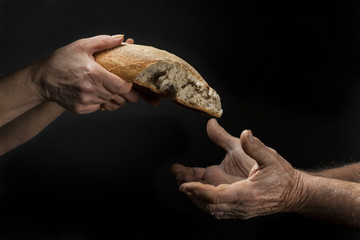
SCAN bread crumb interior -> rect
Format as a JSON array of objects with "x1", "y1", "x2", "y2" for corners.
[{"x1": 136, "y1": 62, "x2": 222, "y2": 116}]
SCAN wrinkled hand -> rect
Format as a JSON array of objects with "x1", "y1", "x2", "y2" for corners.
[
  {"x1": 171, "y1": 119, "x2": 303, "y2": 219},
  {"x1": 32, "y1": 35, "x2": 158, "y2": 114},
  {"x1": 172, "y1": 119, "x2": 257, "y2": 185}
]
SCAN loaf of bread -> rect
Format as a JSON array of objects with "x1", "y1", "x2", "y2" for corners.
[{"x1": 94, "y1": 43, "x2": 223, "y2": 118}]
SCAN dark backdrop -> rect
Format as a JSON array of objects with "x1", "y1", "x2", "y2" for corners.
[{"x1": 1, "y1": 0, "x2": 360, "y2": 239}]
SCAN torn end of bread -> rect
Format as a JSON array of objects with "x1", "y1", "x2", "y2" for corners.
[
  {"x1": 136, "y1": 61, "x2": 223, "y2": 118},
  {"x1": 94, "y1": 43, "x2": 223, "y2": 118}
]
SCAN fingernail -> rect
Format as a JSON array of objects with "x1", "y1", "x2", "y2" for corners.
[
  {"x1": 112, "y1": 34, "x2": 124, "y2": 40},
  {"x1": 248, "y1": 129, "x2": 254, "y2": 144}
]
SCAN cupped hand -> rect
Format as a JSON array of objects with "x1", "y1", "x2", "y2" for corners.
[
  {"x1": 32, "y1": 35, "x2": 143, "y2": 113},
  {"x1": 171, "y1": 119, "x2": 304, "y2": 219},
  {"x1": 171, "y1": 119, "x2": 256, "y2": 186}
]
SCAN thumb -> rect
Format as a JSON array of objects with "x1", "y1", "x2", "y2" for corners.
[
  {"x1": 85, "y1": 34, "x2": 124, "y2": 54},
  {"x1": 240, "y1": 130, "x2": 275, "y2": 167}
]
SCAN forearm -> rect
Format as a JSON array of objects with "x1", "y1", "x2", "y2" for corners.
[
  {"x1": 0, "y1": 101, "x2": 64, "y2": 156},
  {"x1": 303, "y1": 163, "x2": 360, "y2": 183},
  {"x1": 294, "y1": 173, "x2": 360, "y2": 229},
  {"x1": 0, "y1": 63, "x2": 41, "y2": 127}
]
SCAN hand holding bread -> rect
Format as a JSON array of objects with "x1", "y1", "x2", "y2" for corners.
[
  {"x1": 94, "y1": 41, "x2": 223, "y2": 118},
  {"x1": 32, "y1": 35, "x2": 140, "y2": 114}
]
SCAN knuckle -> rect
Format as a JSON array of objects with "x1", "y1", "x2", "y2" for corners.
[
  {"x1": 118, "y1": 81, "x2": 132, "y2": 94},
  {"x1": 84, "y1": 62, "x2": 97, "y2": 78},
  {"x1": 76, "y1": 84, "x2": 95, "y2": 104},
  {"x1": 267, "y1": 146, "x2": 278, "y2": 154},
  {"x1": 78, "y1": 68, "x2": 98, "y2": 93},
  {"x1": 114, "y1": 97, "x2": 127, "y2": 106},
  {"x1": 78, "y1": 94, "x2": 89, "y2": 105},
  {"x1": 102, "y1": 91, "x2": 113, "y2": 100},
  {"x1": 80, "y1": 82, "x2": 95, "y2": 94},
  {"x1": 113, "y1": 81, "x2": 124, "y2": 94}
]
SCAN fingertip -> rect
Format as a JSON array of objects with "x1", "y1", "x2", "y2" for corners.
[
  {"x1": 206, "y1": 118, "x2": 219, "y2": 135},
  {"x1": 248, "y1": 130, "x2": 255, "y2": 144},
  {"x1": 179, "y1": 185, "x2": 194, "y2": 197},
  {"x1": 169, "y1": 163, "x2": 183, "y2": 174},
  {"x1": 88, "y1": 34, "x2": 124, "y2": 53},
  {"x1": 179, "y1": 182, "x2": 194, "y2": 192},
  {"x1": 206, "y1": 118, "x2": 238, "y2": 151},
  {"x1": 112, "y1": 34, "x2": 125, "y2": 40},
  {"x1": 207, "y1": 118, "x2": 218, "y2": 127},
  {"x1": 241, "y1": 129, "x2": 254, "y2": 144},
  {"x1": 241, "y1": 131, "x2": 274, "y2": 167},
  {"x1": 125, "y1": 38, "x2": 135, "y2": 44},
  {"x1": 241, "y1": 130, "x2": 255, "y2": 151},
  {"x1": 120, "y1": 80, "x2": 133, "y2": 94},
  {"x1": 124, "y1": 88, "x2": 140, "y2": 103},
  {"x1": 179, "y1": 183, "x2": 186, "y2": 192}
]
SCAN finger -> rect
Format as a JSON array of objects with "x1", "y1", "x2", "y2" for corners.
[
  {"x1": 177, "y1": 173, "x2": 205, "y2": 185},
  {"x1": 180, "y1": 182, "x2": 235, "y2": 204},
  {"x1": 177, "y1": 166, "x2": 206, "y2": 180},
  {"x1": 97, "y1": 66, "x2": 133, "y2": 95},
  {"x1": 170, "y1": 164, "x2": 206, "y2": 184},
  {"x1": 101, "y1": 100, "x2": 123, "y2": 112},
  {"x1": 122, "y1": 89, "x2": 140, "y2": 103},
  {"x1": 72, "y1": 103, "x2": 101, "y2": 114},
  {"x1": 205, "y1": 203, "x2": 236, "y2": 219},
  {"x1": 188, "y1": 196, "x2": 246, "y2": 220},
  {"x1": 85, "y1": 34, "x2": 124, "y2": 54},
  {"x1": 110, "y1": 95, "x2": 127, "y2": 106},
  {"x1": 206, "y1": 118, "x2": 239, "y2": 151},
  {"x1": 112, "y1": 34, "x2": 125, "y2": 40},
  {"x1": 169, "y1": 163, "x2": 187, "y2": 175},
  {"x1": 240, "y1": 130, "x2": 276, "y2": 167},
  {"x1": 209, "y1": 204, "x2": 251, "y2": 220},
  {"x1": 87, "y1": 63, "x2": 132, "y2": 97},
  {"x1": 95, "y1": 86, "x2": 114, "y2": 101},
  {"x1": 125, "y1": 38, "x2": 135, "y2": 44}
]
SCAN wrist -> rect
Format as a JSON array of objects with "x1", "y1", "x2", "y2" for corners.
[
  {"x1": 284, "y1": 170, "x2": 313, "y2": 212},
  {"x1": 28, "y1": 60, "x2": 47, "y2": 102}
]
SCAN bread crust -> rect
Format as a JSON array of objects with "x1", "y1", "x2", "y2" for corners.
[{"x1": 94, "y1": 43, "x2": 222, "y2": 117}]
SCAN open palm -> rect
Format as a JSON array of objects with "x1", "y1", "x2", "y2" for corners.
[{"x1": 171, "y1": 119, "x2": 256, "y2": 186}]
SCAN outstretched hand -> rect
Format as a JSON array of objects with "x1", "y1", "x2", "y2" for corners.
[
  {"x1": 172, "y1": 119, "x2": 256, "y2": 185},
  {"x1": 171, "y1": 119, "x2": 304, "y2": 219}
]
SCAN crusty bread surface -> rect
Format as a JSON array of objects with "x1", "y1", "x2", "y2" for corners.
[{"x1": 94, "y1": 43, "x2": 223, "y2": 118}]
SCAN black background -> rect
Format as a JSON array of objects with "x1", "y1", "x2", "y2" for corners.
[{"x1": 1, "y1": 0, "x2": 360, "y2": 239}]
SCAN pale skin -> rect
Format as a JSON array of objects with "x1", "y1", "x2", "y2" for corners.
[
  {"x1": 0, "y1": 35, "x2": 159, "y2": 156},
  {"x1": 171, "y1": 119, "x2": 360, "y2": 229}
]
